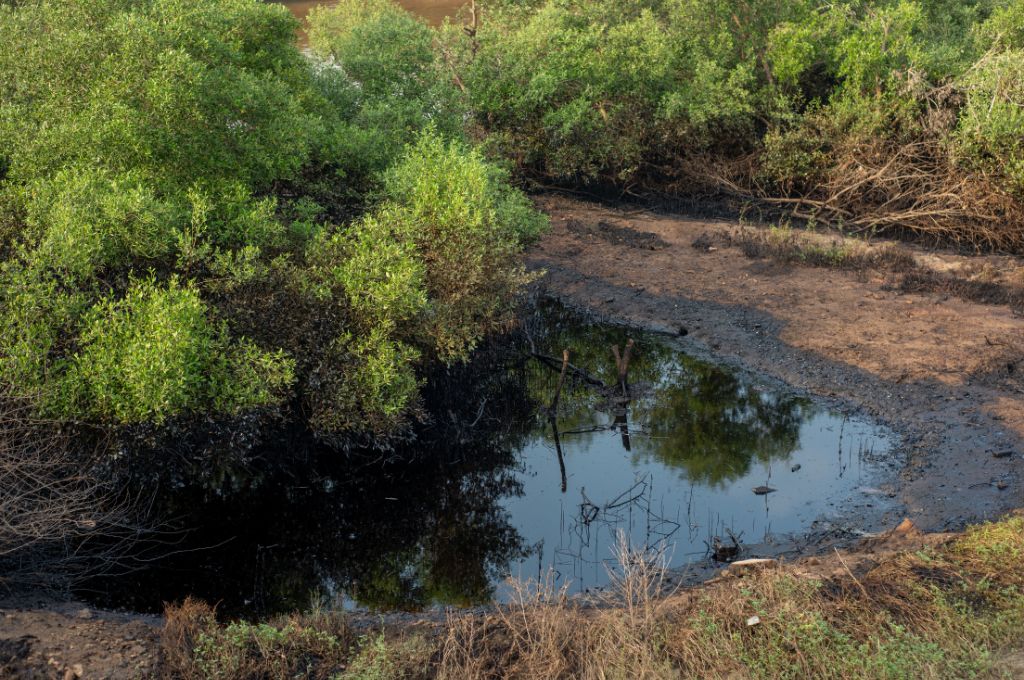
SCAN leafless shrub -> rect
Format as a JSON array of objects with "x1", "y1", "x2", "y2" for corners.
[
  {"x1": 439, "y1": 570, "x2": 583, "y2": 679},
  {"x1": 0, "y1": 392, "x2": 138, "y2": 588},
  {"x1": 700, "y1": 144, "x2": 1024, "y2": 252}
]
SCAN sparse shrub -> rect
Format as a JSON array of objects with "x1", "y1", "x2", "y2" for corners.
[
  {"x1": 164, "y1": 599, "x2": 353, "y2": 680},
  {"x1": 163, "y1": 598, "x2": 433, "y2": 680},
  {"x1": 342, "y1": 633, "x2": 434, "y2": 680}
]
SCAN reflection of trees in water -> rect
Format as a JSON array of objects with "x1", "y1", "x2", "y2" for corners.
[
  {"x1": 525, "y1": 301, "x2": 812, "y2": 485},
  {"x1": 633, "y1": 361, "x2": 810, "y2": 485},
  {"x1": 347, "y1": 463, "x2": 528, "y2": 610},
  {"x1": 83, "y1": 339, "x2": 538, "y2": 617}
]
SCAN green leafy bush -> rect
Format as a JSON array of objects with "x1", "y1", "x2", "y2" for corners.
[
  {"x1": 954, "y1": 1, "x2": 1024, "y2": 196},
  {"x1": 956, "y1": 50, "x2": 1024, "y2": 195},
  {"x1": 458, "y1": 0, "x2": 832, "y2": 183},
  {"x1": 58, "y1": 277, "x2": 293, "y2": 424},
  {"x1": 0, "y1": 0, "x2": 545, "y2": 438},
  {"x1": 0, "y1": 0, "x2": 320, "y2": 426},
  {"x1": 307, "y1": 0, "x2": 467, "y2": 185},
  {"x1": 297, "y1": 130, "x2": 546, "y2": 434},
  {"x1": 379, "y1": 132, "x2": 547, "y2": 359},
  {"x1": 432, "y1": 0, "x2": 1024, "y2": 248},
  {"x1": 0, "y1": 0, "x2": 315, "y2": 192},
  {"x1": 464, "y1": 1, "x2": 679, "y2": 181},
  {"x1": 22, "y1": 168, "x2": 181, "y2": 281}
]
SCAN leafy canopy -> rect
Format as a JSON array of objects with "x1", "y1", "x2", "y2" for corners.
[{"x1": 0, "y1": 0, "x2": 545, "y2": 436}]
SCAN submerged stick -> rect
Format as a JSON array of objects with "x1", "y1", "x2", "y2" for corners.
[
  {"x1": 545, "y1": 349, "x2": 570, "y2": 493},
  {"x1": 549, "y1": 349, "x2": 570, "y2": 415},
  {"x1": 614, "y1": 337, "x2": 630, "y2": 391},
  {"x1": 616, "y1": 411, "x2": 632, "y2": 451},
  {"x1": 610, "y1": 340, "x2": 634, "y2": 450},
  {"x1": 611, "y1": 338, "x2": 635, "y2": 396},
  {"x1": 551, "y1": 419, "x2": 568, "y2": 494},
  {"x1": 531, "y1": 352, "x2": 606, "y2": 388}
]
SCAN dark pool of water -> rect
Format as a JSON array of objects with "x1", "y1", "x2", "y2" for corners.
[{"x1": 78, "y1": 301, "x2": 894, "y2": 617}]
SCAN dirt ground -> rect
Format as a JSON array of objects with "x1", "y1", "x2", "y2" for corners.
[
  {"x1": 4, "y1": 195, "x2": 1024, "y2": 677},
  {"x1": 529, "y1": 194, "x2": 1024, "y2": 534},
  {"x1": 0, "y1": 596, "x2": 161, "y2": 679}
]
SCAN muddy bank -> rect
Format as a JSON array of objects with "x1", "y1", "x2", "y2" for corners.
[
  {"x1": 0, "y1": 597, "x2": 162, "y2": 679},
  {"x1": 528, "y1": 194, "x2": 1024, "y2": 533}
]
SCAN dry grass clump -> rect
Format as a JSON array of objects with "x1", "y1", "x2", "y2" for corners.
[
  {"x1": 723, "y1": 223, "x2": 917, "y2": 272},
  {"x1": 438, "y1": 534, "x2": 678, "y2": 680},
  {"x1": 716, "y1": 223, "x2": 1024, "y2": 312},
  {"x1": 700, "y1": 113, "x2": 1024, "y2": 254},
  {"x1": 895, "y1": 269, "x2": 1024, "y2": 311},
  {"x1": 162, "y1": 516, "x2": 1024, "y2": 679}
]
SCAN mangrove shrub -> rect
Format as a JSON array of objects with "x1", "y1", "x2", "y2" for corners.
[{"x1": 0, "y1": 0, "x2": 545, "y2": 439}]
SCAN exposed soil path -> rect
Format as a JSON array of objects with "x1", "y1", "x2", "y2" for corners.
[{"x1": 528, "y1": 195, "x2": 1024, "y2": 533}]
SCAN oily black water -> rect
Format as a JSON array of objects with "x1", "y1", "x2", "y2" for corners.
[{"x1": 78, "y1": 302, "x2": 895, "y2": 617}]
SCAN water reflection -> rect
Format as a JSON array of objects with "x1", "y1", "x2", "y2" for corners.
[
  {"x1": 80, "y1": 301, "x2": 891, "y2": 616},
  {"x1": 521, "y1": 306, "x2": 810, "y2": 486}
]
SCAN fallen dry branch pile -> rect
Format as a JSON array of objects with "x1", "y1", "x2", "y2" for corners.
[
  {"x1": 686, "y1": 88, "x2": 1024, "y2": 253},
  {"x1": 163, "y1": 515, "x2": 1024, "y2": 679},
  {"x1": 724, "y1": 144, "x2": 1022, "y2": 250}
]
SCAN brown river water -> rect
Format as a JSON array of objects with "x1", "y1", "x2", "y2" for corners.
[{"x1": 280, "y1": 0, "x2": 465, "y2": 43}]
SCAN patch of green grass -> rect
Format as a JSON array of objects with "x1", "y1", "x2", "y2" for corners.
[
  {"x1": 337, "y1": 633, "x2": 432, "y2": 680},
  {"x1": 953, "y1": 516, "x2": 1024, "y2": 566},
  {"x1": 192, "y1": 620, "x2": 344, "y2": 679},
  {"x1": 721, "y1": 577, "x2": 992, "y2": 679}
]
